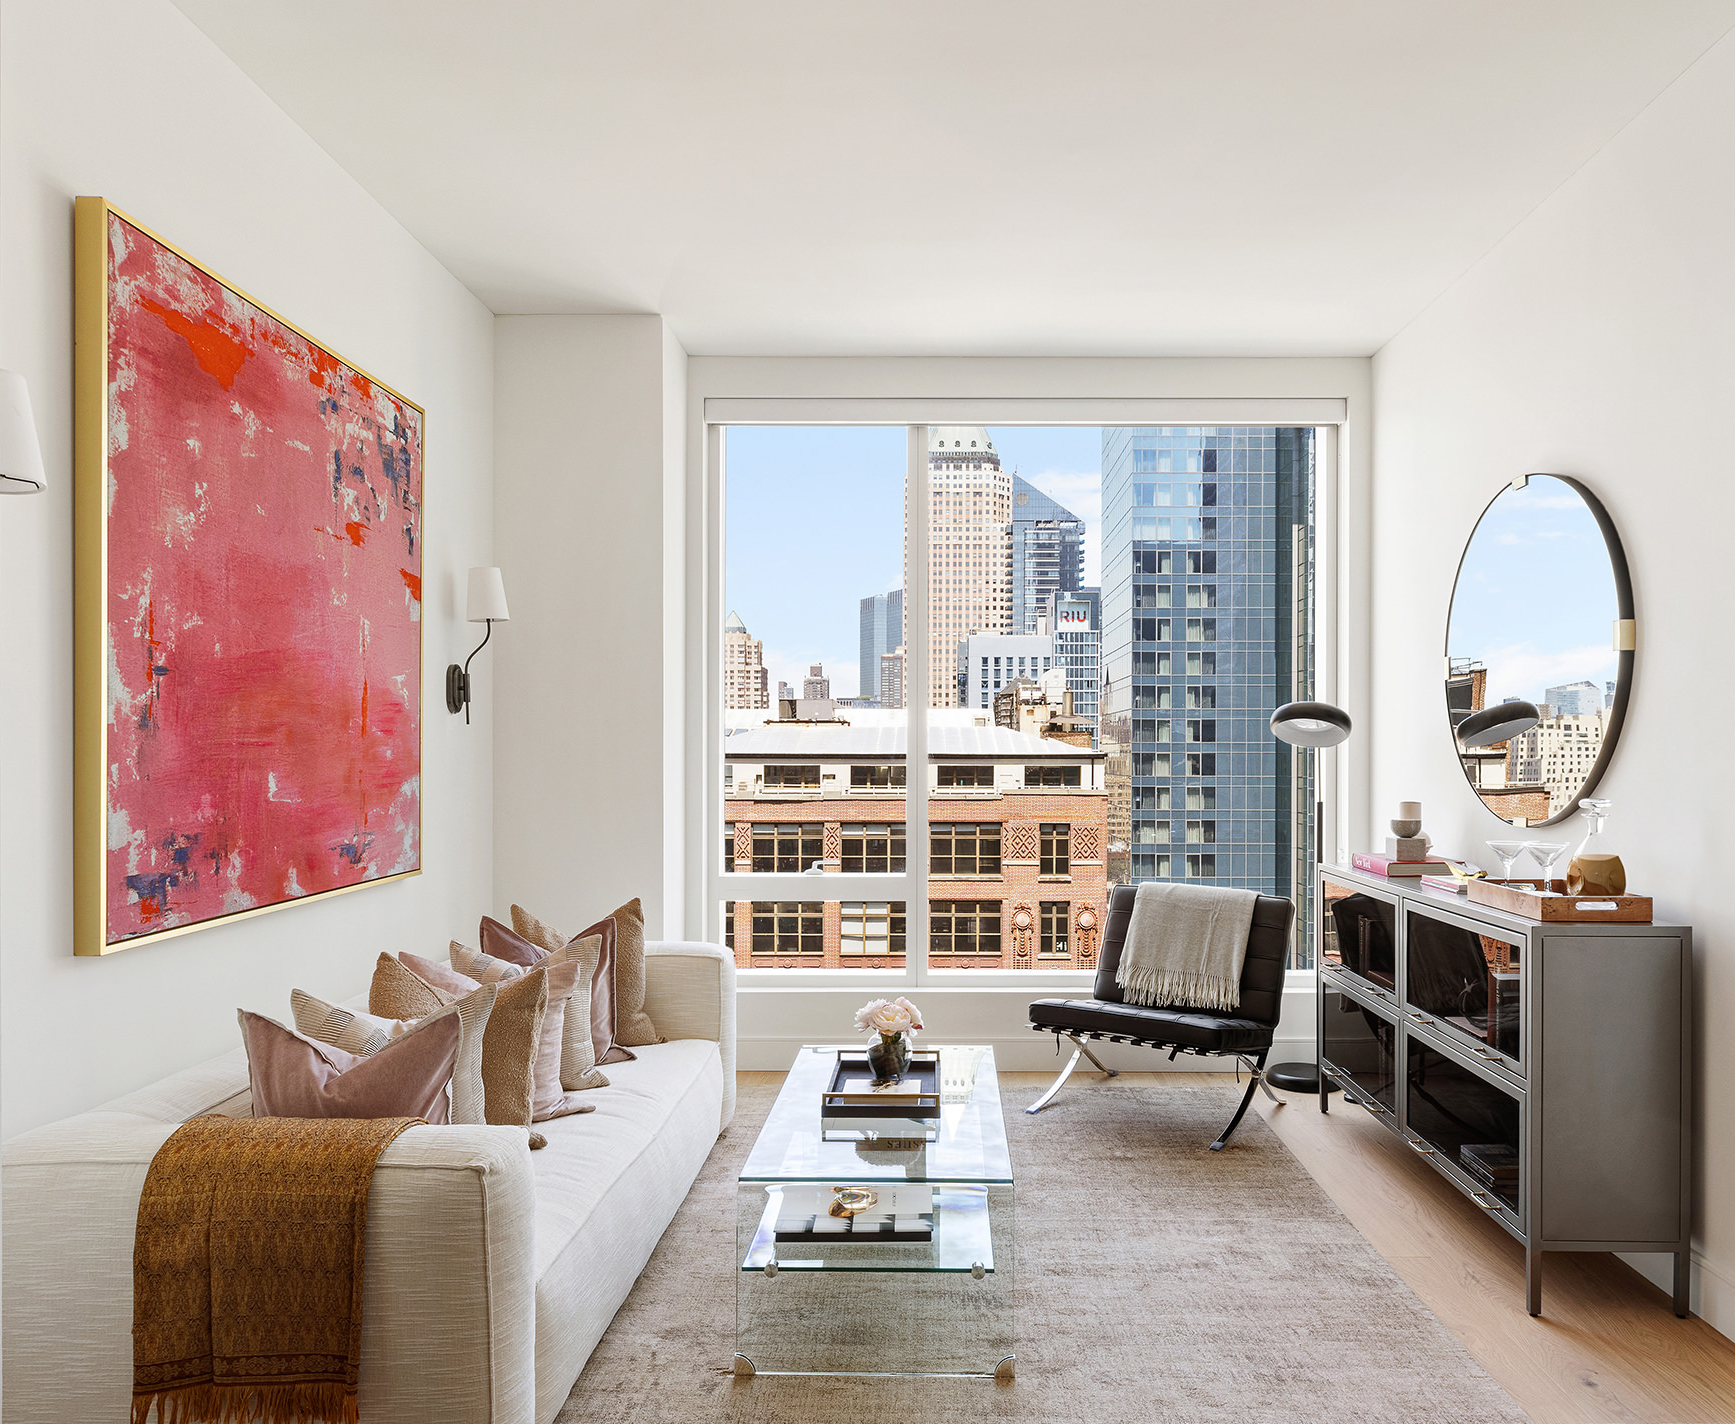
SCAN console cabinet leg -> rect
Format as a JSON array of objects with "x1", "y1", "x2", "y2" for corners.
[
  {"x1": 1526, "y1": 1246, "x2": 1542, "y2": 1317},
  {"x1": 1674, "y1": 1251, "x2": 1691, "y2": 1318}
]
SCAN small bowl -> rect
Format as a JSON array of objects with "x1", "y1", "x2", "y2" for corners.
[{"x1": 1391, "y1": 819, "x2": 1422, "y2": 837}]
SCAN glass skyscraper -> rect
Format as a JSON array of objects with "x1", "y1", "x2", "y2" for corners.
[
  {"x1": 1100, "y1": 427, "x2": 1315, "y2": 955},
  {"x1": 858, "y1": 588, "x2": 903, "y2": 701},
  {"x1": 1010, "y1": 475, "x2": 1085, "y2": 635}
]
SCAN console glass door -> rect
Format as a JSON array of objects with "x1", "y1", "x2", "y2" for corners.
[
  {"x1": 1405, "y1": 909, "x2": 1523, "y2": 1071},
  {"x1": 1406, "y1": 1041, "x2": 1522, "y2": 1215},
  {"x1": 1320, "y1": 987, "x2": 1398, "y2": 1114},
  {"x1": 1321, "y1": 877, "x2": 1397, "y2": 993}
]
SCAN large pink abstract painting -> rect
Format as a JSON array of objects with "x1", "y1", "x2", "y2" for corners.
[{"x1": 80, "y1": 203, "x2": 422, "y2": 953}]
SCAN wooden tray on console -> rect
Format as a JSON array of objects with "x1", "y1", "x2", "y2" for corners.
[{"x1": 1466, "y1": 877, "x2": 1652, "y2": 923}]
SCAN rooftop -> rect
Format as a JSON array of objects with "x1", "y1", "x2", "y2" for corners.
[{"x1": 724, "y1": 716, "x2": 1102, "y2": 761}]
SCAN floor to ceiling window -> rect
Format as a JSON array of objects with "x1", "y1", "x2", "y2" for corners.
[{"x1": 716, "y1": 421, "x2": 1318, "y2": 979}]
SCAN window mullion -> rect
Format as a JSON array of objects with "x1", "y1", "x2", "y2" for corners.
[{"x1": 905, "y1": 425, "x2": 930, "y2": 988}]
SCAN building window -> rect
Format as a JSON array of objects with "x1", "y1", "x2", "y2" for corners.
[
  {"x1": 1186, "y1": 686, "x2": 1216, "y2": 709},
  {"x1": 1185, "y1": 618, "x2": 1216, "y2": 642},
  {"x1": 724, "y1": 901, "x2": 735, "y2": 951},
  {"x1": 930, "y1": 823, "x2": 1002, "y2": 875},
  {"x1": 840, "y1": 901, "x2": 906, "y2": 956},
  {"x1": 750, "y1": 901, "x2": 824, "y2": 954},
  {"x1": 1186, "y1": 651, "x2": 1216, "y2": 676},
  {"x1": 1185, "y1": 785, "x2": 1216, "y2": 811},
  {"x1": 751, "y1": 822, "x2": 823, "y2": 873},
  {"x1": 1133, "y1": 785, "x2": 1171, "y2": 811},
  {"x1": 1134, "y1": 853, "x2": 1172, "y2": 878},
  {"x1": 1134, "y1": 820, "x2": 1169, "y2": 844},
  {"x1": 1025, "y1": 765, "x2": 1081, "y2": 787},
  {"x1": 937, "y1": 764, "x2": 994, "y2": 787},
  {"x1": 1186, "y1": 854, "x2": 1217, "y2": 878},
  {"x1": 1185, "y1": 753, "x2": 1216, "y2": 776},
  {"x1": 762, "y1": 765, "x2": 820, "y2": 790},
  {"x1": 930, "y1": 900, "x2": 1002, "y2": 956},
  {"x1": 1040, "y1": 824, "x2": 1071, "y2": 876},
  {"x1": 1186, "y1": 719, "x2": 1216, "y2": 743},
  {"x1": 1186, "y1": 819, "x2": 1217, "y2": 844},
  {"x1": 840, "y1": 823, "x2": 906, "y2": 873},
  {"x1": 850, "y1": 764, "x2": 906, "y2": 788},
  {"x1": 1039, "y1": 901, "x2": 1070, "y2": 958}
]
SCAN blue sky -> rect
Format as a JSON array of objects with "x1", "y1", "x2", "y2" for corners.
[
  {"x1": 1446, "y1": 478, "x2": 1619, "y2": 706},
  {"x1": 724, "y1": 426, "x2": 1102, "y2": 699}
]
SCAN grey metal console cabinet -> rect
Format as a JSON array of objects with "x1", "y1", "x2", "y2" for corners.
[{"x1": 1316, "y1": 863, "x2": 1692, "y2": 1317}]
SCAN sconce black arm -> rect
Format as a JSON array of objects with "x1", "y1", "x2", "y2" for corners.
[{"x1": 445, "y1": 619, "x2": 494, "y2": 725}]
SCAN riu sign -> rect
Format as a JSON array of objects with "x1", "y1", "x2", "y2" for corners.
[{"x1": 1056, "y1": 602, "x2": 1091, "y2": 626}]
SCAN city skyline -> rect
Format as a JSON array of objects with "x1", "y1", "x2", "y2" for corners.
[{"x1": 723, "y1": 425, "x2": 1101, "y2": 701}]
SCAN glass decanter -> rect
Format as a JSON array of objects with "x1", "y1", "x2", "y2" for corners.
[{"x1": 1567, "y1": 798, "x2": 1626, "y2": 896}]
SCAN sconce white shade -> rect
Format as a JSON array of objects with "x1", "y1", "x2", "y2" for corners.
[
  {"x1": 465, "y1": 567, "x2": 509, "y2": 623},
  {"x1": 0, "y1": 370, "x2": 47, "y2": 493}
]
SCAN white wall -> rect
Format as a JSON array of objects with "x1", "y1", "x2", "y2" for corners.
[
  {"x1": 1370, "y1": 30, "x2": 1735, "y2": 1330},
  {"x1": 492, "y1": 317, "x2": 687, "y2": 939},
  {"x1": 0, "y1": 0, "x2": 496, "y2": 1138}
]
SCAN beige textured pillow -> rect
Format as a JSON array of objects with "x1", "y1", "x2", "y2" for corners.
[
  {"x1": 481, "y1": 969, "x2": 547, "y2": 1132},
  {"x1": 291, "y1": 983, "x2": 495, "y2": 1125},
  {"x1": 370, "y1": 952, "x2": 452, "y2": 1018},
  {"x1": 453, "y1": 935, "x2": 609, "y2": 1092},
  {"x1": 513, "y1": 898, "x2": 659, "y2": 1049}
]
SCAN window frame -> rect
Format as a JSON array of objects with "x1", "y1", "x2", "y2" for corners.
[{"x1": 695, "y1": 400, "x2": 1346, "y2": 988}]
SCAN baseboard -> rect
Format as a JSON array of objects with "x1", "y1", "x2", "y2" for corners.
[
  {"x1": 736, "y1": 980, "x2": 1317, "y2": 1073},
  {"x1": 1618, "y1": 1248, "x2": 1735, "y2": 1343},
  {"x1": 738, "y1": 1031, "x2": 1317, "y2": 1074}
]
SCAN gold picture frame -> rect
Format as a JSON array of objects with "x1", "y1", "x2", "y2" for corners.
[{"x1": 73, "y1": 197, "x2": 425, "y2": 956}]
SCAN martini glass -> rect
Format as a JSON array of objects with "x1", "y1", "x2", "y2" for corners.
[
  {"x1": 1526, "y1": 842, "x2": 1570, "y2": 892},
  {"x1": 1486, "y1": 840, "x2": 1527, "y2": 883}
]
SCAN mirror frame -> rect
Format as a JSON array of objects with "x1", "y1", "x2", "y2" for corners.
[{"x1": 1444, "y1": 473, "x2": 1635, "y2": 828}]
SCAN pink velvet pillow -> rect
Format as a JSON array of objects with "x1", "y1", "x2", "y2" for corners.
[
  {"x1": 400, "y1": 950, "x2": 480, "y2": 998},
  {"x1": 240, "y1": 1009, "x2": 456, "y2": 1123},
  {"x1": 482, "y1": 915, "x2": 629, "y2": 1067},
  {"x1": 479, "y1": 915, "x2": 542, "y2": 968}
]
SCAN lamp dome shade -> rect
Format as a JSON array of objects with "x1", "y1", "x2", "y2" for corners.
[
  {"x1": 1270, "y1": 701, "x2": 1352, "y2": 747},
  {"x1": 465, "y1": 567, "x2": 510, "y2": 622},
  {"x1": 0, "y1": 370, "x2": 47, "y2": 493},
  {"x1": 1456, "y1": 700, "x2": 1539, "y2": 749}
]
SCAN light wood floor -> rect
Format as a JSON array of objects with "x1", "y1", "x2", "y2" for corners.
[{"x1": 995, "y1": 1070, "x2": 1735, "y2": 1424}]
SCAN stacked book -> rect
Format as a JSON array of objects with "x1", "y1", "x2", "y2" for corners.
[
  {"x1": 1459, "y1": 1143, "x2": 1519, "y2": 1194},
  {"x1": 1352, "y1": 834, "x2": 1454, "y2": 878}
]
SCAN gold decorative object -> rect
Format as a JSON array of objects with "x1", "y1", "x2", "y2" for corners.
[{"x1": 828, "y1": 1186, "x2": 878, "y2": 1218}]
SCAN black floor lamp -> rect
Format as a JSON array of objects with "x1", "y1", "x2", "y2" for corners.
[{"x1": 1264, "y1": 700, "x2": 1354, "y2": 1096}]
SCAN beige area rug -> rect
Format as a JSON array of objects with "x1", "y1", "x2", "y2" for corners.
[{"x1": 558, "y1": 1074, "x2": 1531, "y2": 1423}]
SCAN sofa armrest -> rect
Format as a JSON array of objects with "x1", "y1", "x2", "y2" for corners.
[
  {"x1": 644, "y1": 940, "x2": 736, "y2": 1131},
  {"x1": 2, "y1": 1116, "x2": 537, "y2": 1424}
]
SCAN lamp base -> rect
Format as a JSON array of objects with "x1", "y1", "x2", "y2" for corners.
[
  {"x1": 445, "y1": 664, "x2": 467, "y2": 715},
  {"x1": 1265, "y1": 1062, "x2": 1340, "y2": 1094}
]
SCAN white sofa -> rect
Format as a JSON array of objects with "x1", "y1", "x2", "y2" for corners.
[{"x1": 1, "y1": 940, "x2": 736, "y2": 1424}]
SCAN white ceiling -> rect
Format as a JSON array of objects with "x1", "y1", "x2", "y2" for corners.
[{"x1": 172, "y1": 0, "x2": 1735, "y2": 356}]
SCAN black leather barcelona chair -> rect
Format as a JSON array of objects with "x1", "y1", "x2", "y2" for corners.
[{"x1": 1027, "y1": 883, "x2": 1296, "y2": 1150}]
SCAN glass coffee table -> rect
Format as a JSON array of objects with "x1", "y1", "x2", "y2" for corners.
[{"x1": 735, "y1": 1044, "x2": 1014, "y2": 1380}]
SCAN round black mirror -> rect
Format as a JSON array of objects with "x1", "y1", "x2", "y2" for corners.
[{"x1": 1445, "y1": 475, "x2": 1633, "y2": 827}]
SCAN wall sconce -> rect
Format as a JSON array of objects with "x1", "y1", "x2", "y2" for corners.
[
  {"x1": 446, "y1": 567, "x2": 509, "y2": 724},
  {"x1": 0, "y1": 370, "x2": 48, "y2": 493}
]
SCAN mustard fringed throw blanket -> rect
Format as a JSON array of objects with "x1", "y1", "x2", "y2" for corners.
[{"x1": 132, "y1": 1114, "x2": 422, "y2": 1424}]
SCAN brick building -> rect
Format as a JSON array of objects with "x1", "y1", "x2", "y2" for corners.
[{"x1": 722, "y1": 711, "x2": 1107, "y2": 971}]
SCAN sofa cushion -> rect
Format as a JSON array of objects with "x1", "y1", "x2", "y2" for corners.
[
  {"x1": 527, "y1": 1039, "x2": 723, "y2": 1422},
  {"x1": 1029, "y1": 996, "x2": 1275, "y2": 1054}
]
